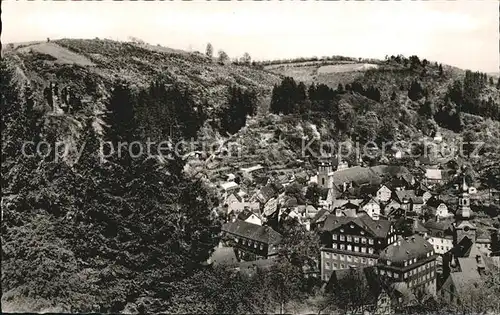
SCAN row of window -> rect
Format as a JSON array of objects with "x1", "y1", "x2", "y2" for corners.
[
  {"x1": 379, "y1": 261, "x2": 436, "y2": 279},
  {"x1": 331, "y1": 243, "x2": 375, "y2": 254},
  {"x1": 333, "y1": 234, "x2": 375, "y2": 244},
  {"x1": 408, "y1": 272, "x2": 435, "y2": 287},
  {"x1": 236, "y1": 237, "x2": 264, "y2": 250},
  {"x1": 401, "y1": 252, "x2": 434, "y2": 267},
  {"x1": 324, "y1": 254, "x2": 376, "y2": 267},
  {"x1": 325, "y1": 258, "x2": 376, "y2": 270}
]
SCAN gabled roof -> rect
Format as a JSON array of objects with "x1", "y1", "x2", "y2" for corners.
[
  {"x1": 237, "y1": 208, "x2": 259, "y2": 221},
  {"x1": 332, "y1": 199, "x2": 363, "y2": 210},
  {"x1": 311, "y1": 208, "x2": 331, "y2": 224},
  {"x1": 379, "y1": 235, "x2": 433, "y2": 263},
  {"x1": 394, "y1": 190, "x2": 416, "y2": 203},
  {"x1": 361, "y1": 197, "x2": 380, "y2": 208},
  {"x1": 228, "y1": 202, "x2": 260, "y2": 214},
  {"x1": 222, "y1": 220, "x2": 282, "y2": 245},
  {"x1": 425, "y1": 196, "x2": 446, "y2": 208},
  {"x1": 424, "y1": 219, "x2": 454, "y2": 234},
  {"x1": 410, "y1": 196, "x2": 424, "y2": 204},
  {"x1": 257, "y1": 185, "x2": 277, "y2": 203}
]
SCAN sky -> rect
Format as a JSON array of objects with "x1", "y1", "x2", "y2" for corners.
[{"x1": 3, "y1": 0, "x2": 499, "y2": 72}]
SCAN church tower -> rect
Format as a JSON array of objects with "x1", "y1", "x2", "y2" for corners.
[
  {"x1": 454, "y1": 176, "x2": 476, "y2": 245},
  {"x1": 318, "y1": 159, "x2": 333, "y2": 189}
]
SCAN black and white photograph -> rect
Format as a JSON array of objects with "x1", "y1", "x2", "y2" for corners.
[{"x1": 1, "y1": 0, "x2": 499, "y2": 314}]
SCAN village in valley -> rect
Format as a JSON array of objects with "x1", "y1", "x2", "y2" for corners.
[{"x1": 197, "y1": 127, "x2": 500, "y2": 313}]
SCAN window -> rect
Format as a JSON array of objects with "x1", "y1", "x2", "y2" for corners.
[
  {"x1": 354, "y1": 246, "x2": 359, "y2": 252},
  {"x1": 332, "y1": 243, "x2": 338, "y2": 249},
  {"x1": 326, "y1": 262, "x2": 331, "y2": 270},
  {"x1": 254, "y1": 242, "x2": 258, "y2": 248},
  {"x1": 361, "y1": 247, "x2": 366, "y2": 253},
  {"x1": 380, "y1": 269, "x2": 386, "y2": 275},
  {"x1": 361, "y1": 258, "x2": 366, "y2": 263},
  {"x1": 347, "y1": 245, "x2": 352, "y2": 251},
  {"x1": 369, "y1": 259, "x2": 375, "y2": 265},
  {"x1": 354, "y1": 237, "x2": 360, "y2": 243},
  {"x1": 340, "y1": 254, "x2": 345, "y2": 261},
  {"x1": 234, "y1": 237, "x2": 239, "y2": 243},
  {"x1": 347, "y1": 236, "x2": 352, "y2": 242},
  {"x1": 387, "y1": 260, "x2": 391, "y2": 266},
  {"x1": 333, "y1": 253, "x2": 338, "y2": 259},
  {"x1": 368, "y1": 248, "x2": 374, "y2": 254},
  {"x1": 340, "y1": 264, "x2": 345, "y2": 269},
  {"x1": 404, "y1": 273, "x2": 408, "y2": 279},
  {"x1": 347, "y1": 255, "x2": 352, "y2": 262},
  {"x1": 404, "y1": 260, "x2": 408, "y2": 267},
  {"x1": 354, "y1": 257, "x2": 359, "y2": 263},
  {"x1": 333, "y1": 234, "x2": 338, "y2": 240},
  {"x1": 340, "y1": 244, "x2": 345, "y2": 250},
  {"x1": 340, "y1": 235, "x2": 345, "y2": 241},
  {"x1": 388, "y1": 271, "x2": 393, "y2": 277},
  {"x1": 361, "y1": 237, "x2": 367, "y2": 244},
  {"x1": 325, "y1": 252, "x2": 330, "y2": 258},
  {"x1": 413, "y1": 258, "x2": 417, "y2": 264},
  {"x1": 260, "y1": 244, "x2": 264, "y2": 250},
  {"x1": 369, "y1": 238, "x2": 374, "y2": 245},
  {"x1": 333, "y1": 263, "x2": 338, "y2": 269},
  {"x1": 393, "y1": 273, "x2": 399, "y2": 279}
]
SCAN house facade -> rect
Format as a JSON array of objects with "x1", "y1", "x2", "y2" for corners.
[
  {"x1": 320, "y1": 214, "x2": 397, "y2": 281},
  {"x1": 377, "y1": 235, "x2": 437, "y2": 296},
  {"x1": 222, "y1": 220, "x2": 282, "y2": 260},
  {"x1": 377, "y1": 185, "x2": 392, "y2": 203}
]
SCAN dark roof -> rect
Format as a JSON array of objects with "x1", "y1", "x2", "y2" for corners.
[
  {"x1": 258, "y1": 185, "x2": 276, "y2": 203},
  {"x1": 426, "y1": 196, "x2": 446, "y2": 208},
  {"x1": 394, "y1": 190, "x2": 416, "y2": 203},
  {"x1": 423, "y1": 219, "x2": 454, "y2": 233},
  {"x1": 385, "y1": 177, "x2": 407, "y2": 190},
  {"x1": 222, "y1": 220, "x2": 282, "y2": 245},
  {"x1": 322, "y1": 213, "x2": 391, "y2": 238},
  {"x1": 311, "y1": 208, "x2": 331, "y2": 224},
  {"x1": 369, "y1": 165, "x2": 410, "y2": 178},
  {"x1": 379, "y1": 235, "x2": 433, "y2": 263},
  {"x1": 410, "y1": 196, "x2": 424, "y2": 204},
  {"x1": 331, "y1": 166, "x2": 382, "y2": 188}
]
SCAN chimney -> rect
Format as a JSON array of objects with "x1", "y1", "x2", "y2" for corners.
[{"x1": 335, "y1": 208, "x2": 342, "y2": 217}]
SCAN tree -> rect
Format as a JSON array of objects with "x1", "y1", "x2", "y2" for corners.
[
  {"x1": 438, "y1": 63, "x2": 444, "y2": 76},
  {"x1": 205, "y1": 43, "x2": 213, "y2": 58},
  {"x1": 218, "y1": 50, "x2": 229, "y2": 65},
  {"x1": 241, "y1": 52, "x2": 251, "y2": 65},
  {"x1": 305, "y1": 183, "x2": 321, "y2": 206},
  {"x1": 408, "y1": 80, "x2": 425, "y2": 101},
  {"x1": 318, "y1": 268, "x2": 377, "y2": 315}
]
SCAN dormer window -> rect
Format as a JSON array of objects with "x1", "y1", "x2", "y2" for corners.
[
  {"x1": 350, "y1": 224, "x2": 355, "y2": 229},
  {"x1": 387, "y1": 260, "x2": 392, "y2": 266}
]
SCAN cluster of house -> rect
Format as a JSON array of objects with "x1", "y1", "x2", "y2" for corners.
[{"x1": 208, "y1": 157, "x2": 499, "y2": 312}]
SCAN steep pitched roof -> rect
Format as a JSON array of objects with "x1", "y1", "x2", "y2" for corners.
[
  {"x1": 237, "y1": 208, "x2": 259, "y2": 221},
  {"x1": 222, "y1": 220, "x2": 282, "y2": 245},
  {"x1": 311, "y1": 208, "x2": 331, "y2": 224},
  {"x1": 394, "y1": 190, "x2": 416, "y2": 203},
  {"x1": 322, "y1": 213, "x2": 391, "y2": 238}
]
